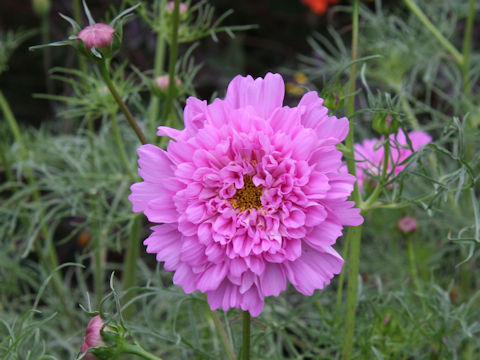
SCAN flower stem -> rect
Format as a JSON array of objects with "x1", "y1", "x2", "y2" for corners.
[
  {"x1": 404, "y1": 0, "x2": 463, "y2": 66},
  {"x1": 99, "y1": 60, "x2": 148, "y2": 145},
  {"x1": 335, "y1": 232, "x2": 350, "y2": 318},
  {"x1": 461, "y1": 0, "x2": 476, "y2": 94},
  {"x1": 406, "y1": 235, "x2": 421, "y2": 293},
  {"x1": 161, "y1": 0, "x2": 181, "y2": 127},
  {"x1": 340, "y1": 1, "x2": 364, "y2": 359},
  {"x1": 73, "y1": 0, "x2": 88, "y2": 77},
  {"x1": 122, "y1": 344, "x2": 163, "y2": 360},
  {"x1": 241, "y1": 311, "x2": 251, "y2": 360},
  {"x1": 340, "y1": 225, "x2": 363, "y2": 360},
  {"x1": 361, "y1": 140, "x2": 390, "y2": 210},
  {"x1": 111, "y1": 111, "x2": 135, "y2": 178},
  {"x1": 211, "y1": 310, "x2": 237, "y2": 360}
]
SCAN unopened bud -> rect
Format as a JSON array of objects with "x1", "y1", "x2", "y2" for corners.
[
  {"x1": 154, "y1": 75, "x2": 182, "y2": 90},
  {"x1": 373, "y1": 112, "x2": 400, "y2": 135},
  {"x1": 397, "y1": 216, "x2": 418, "y2": 234},
  {"x1": 165, "y1": 2, "x2": 188, "y2": 14},
  {"x1": 78, "y1": 23, "x2": 115, "y2": 50},
  {"x1": 81, "y1": 316, "x2": 105, "y2": 360}
]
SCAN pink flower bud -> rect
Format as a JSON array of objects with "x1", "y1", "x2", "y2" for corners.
[
  {"x1": 165, "y1": 1, "x2": 188, "y2": 14},
  {"x1": 81, "y1": 316, "x2": 105, "y2": 360},
  {"x1": 154, "y1": 75, "x2": 182, "y2": 90},
  {"x1": 397, "y1": 216, "x2": 418, "y2": 234},
  {"x1": 78, "y1": 23, "x2": 115, "y2": 50}
]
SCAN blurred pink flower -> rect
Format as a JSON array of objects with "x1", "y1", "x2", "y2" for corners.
[
  {"x1": 165, "y1": 1, "x2": 188, "y2": 14},
  {"x1": 81, "y1": 316, "x2": 104, "y2": 360},
  {"x1": 354, "y1": 130, "x2": 432, "y2": 189},
  {"x1": 129, "y1": 73, "x2": 363, "y2": 316},
  {"x1": 155, "y1": 75, "x2": 182, "y2": 90},
  {"x1": 397, "y1": 216, "x2": 418, "y2": 234},
  {"x1": 78, "y1": 23, "x2": 115, "y2": 50}
]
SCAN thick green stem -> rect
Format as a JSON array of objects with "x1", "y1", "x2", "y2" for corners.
[
  {"x1": 461, "y1": 0, "x2": 476, "y2": 94},
  {"x1": 122, "y1": 344, "x2": 163, "y2": 360},
  {"x1": 121, "y1": 215, "x2": 142, "y2": 320},
  {"x1": 161, "y1": 0, "x2": 181, "y2": 127},
  {"x1": 241, "y1": 311, "x2": 251, "y2": 360},
  {"x1": 404, "y1": 0, "x2": 463, "y2": 66},
  {"x1": 99, "y1": 60, "x2": 148, "y2": 145},
  {"x1": 340, "y1": 225, "x2": 363, "y2": 360},
  {"x1": 210, "y1": 310, "x2": 237, "y2": 360}
]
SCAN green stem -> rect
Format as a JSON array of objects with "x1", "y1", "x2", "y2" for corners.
[
  {"x1": 210, "y1": 310, "x2": 237, "y2": 360},
  {"x1": 241, "y1": 311, "x2": 251, "y2": 360},
  {"x1": 461, "y1": 0, "x2": 476, "y2": 94},
  {"x1": 344, "y1": 0, "x2": 361, "y2": 206},
  {"x1": 92, "y1": 195, "x2": 104, "y2": 301},
  {"x1": 122, "y1": 344, "x2": 163, "y2": 360},
  {"x1": 73, "y1": 0, "x2": 88, "y2": 76},
  {"x1": 361, "y1": 140, "x2": 390, "y2": 210},
  {"x1": 335, "y1": 232, "x2": 351, "y2": 318},
  {"x1": 161, "y1": 0, "x2": 181, "y2": 127},
  {"x1": 41, "y1": 12, "x2": 53, "y2": 96},
  {"x1": 121, "y1": 215, "x2": 142, "y2": 320},
  {"x1": 404, "y1": 0, "x2": 464, "y2": 66},
  {"x1": 340, "y1": 225, "x2": 363, "y2": 360},
  {"x1": 99, "y1": 60, "x2": 148, "y2": 145},
  {"x1": 406, "y1": 235, "x2": 421, "y2": 293},
  {"x1": 148, "y1": 6, "x2": 167, "y2": 138}
]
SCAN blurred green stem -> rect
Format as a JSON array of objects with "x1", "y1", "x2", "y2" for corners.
[
  {"x1": 41, "y1": 12, "x2": 53, "y2": 96},
  {"x1": 341, "y1": 1, "x2": 364, "y2": 359},
  {"x1": 241, "y1": 311, "x2": 251, "y2": 360},
  {"x1": 99, "y1": 60, "x2": 148, "y2": 145},
  {"x1": 121, "y1": 215, "x2": 142, "y2": 320},
  {"x1": 461, "y1": 0, "x2": 476, "y2": 94},
  {"x1": 211, "y1": 310, "x2": 236, "y2": 360},
  {"x1": 0, "y1": 89, "x2": 74, "y2": 326},
  {"x1": 406, "y1": 235, "x2": 421, "y2": 293},
  {"x1": 404, "y1": 0, "x2": 464, "y2": 66},
  {"x1": 161, "y1": 0, "x2": 181, "y2": 127},
  {"x1": 335, "y1": 232, "x2": 350, "y2": 318},
  {"x1": 111, "y1": 112, "x2": 134, "y2": 178},
  {"x1": 148, "y1": 2, "x2": 167, "y2": 138},
  {"x1": 73, "y1": 0, "x2": 88, "y2": 76}
]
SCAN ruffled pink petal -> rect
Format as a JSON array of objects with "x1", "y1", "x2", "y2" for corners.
[
  {"x1": 260, "y1": 263, "x2": 286, "y2": 296},
  {"x1": 144, "y1": 224, "x2": 182, "y2": 270}
]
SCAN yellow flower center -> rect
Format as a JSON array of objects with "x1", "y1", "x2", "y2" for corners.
[{"x1": 230, "y1": 176, "x2": 263, "y2": 212}]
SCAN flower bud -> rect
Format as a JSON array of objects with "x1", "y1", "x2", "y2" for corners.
[
  {"x1": 372, "y1": 113, "x2": 400, "y2": 135},
  {"x1": 78, "y1": 23, "x2": 115, "y2": 50},
  {"x1": 81, "y1": 316, "x2": 105, "y2": 360},
  {"x1": 32, "y1": 0, "x2": 51, "y2": 16},
  {"x1": 153, "y1": 75, "x2": 182, "y2": 98},
  {"x1": 165, "y1": 1, "x2": 188, "y2": 15},
  {"x1": 397, "y1": 216, "x2": 418, "y2": 234},
  {"x1": 323, "y1": 90, "x2": 345, "y2": 111}
]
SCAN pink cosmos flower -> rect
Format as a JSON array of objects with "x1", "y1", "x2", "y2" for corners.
[
  {"x1": 129, "y1": 73, "x2": 363, "y2": 316},
  {"x1": 354, "y1": 130, "x2": 432, "y2": 190},
  {"x1": 81, "y1": 316, "x2": 105, "y2": 360},
  {"x1": 78, "y1": 23, "x2": 115, "y2": 50}
]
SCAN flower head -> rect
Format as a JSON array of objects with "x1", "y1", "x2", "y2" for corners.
[
  {"x1": 129, "y1": 73, "x2": 363, "y2": 316},
  {"x1": 154, "y1": 75, "x2": 182, "y2": 90},
  {"x1": 165, "y1": 1, "x2": 188, "y2": 14},
  {"x1": 354, "y1": 130, "x2": 432, "y2": 190},
  {"x1": 78, "y1": 23, "x2": 115, "y2": 50},
  {"x1": 81, "y1": 316, "x2": 105, "y2": 360},
  {"x1": 397, "y1": 216, "x2": 418, "y2": 234},
  {"x1": 301, "y1": 0, "x2": 340, "y2": 15}
]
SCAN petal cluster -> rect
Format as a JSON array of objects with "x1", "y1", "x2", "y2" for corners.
[
  {"x1": 78, "y1": 23, "x2": 115, "y2": 50},
  {"x1": 129, "y1": 73, "x2": 363, "y2": 316},
  {"x1": 81, "y1": 316, "x2": 105, "y2": 360},
  {"x1": 354, "y1": 130, "x2": 432, "y2": 189}
]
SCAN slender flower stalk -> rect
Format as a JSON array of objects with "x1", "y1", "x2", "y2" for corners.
[
  {"x1": 111, "y1": 112, "x2": 134, "y2": 178},
  {"x1": 461, "y1": 0, "x2": 476, "y2": 94},
  {"x1": 404, "y1": 0, "x2": 463, "y2": 66},
  {"x1": 341, "y1": 0, "x2": 363, "y2": 359},
  {"x1": 99, "y1": 60, "x2": 148, "y2": 145},
  {"x1": 161, "y1": 0, "x2": 181, "y2": 127},
  {"x1": 241, "y1": 311, "x2": 251, "y2": 360},
  {"x1": 210, "y1": 311, "x2": 237, "y2": 360}
]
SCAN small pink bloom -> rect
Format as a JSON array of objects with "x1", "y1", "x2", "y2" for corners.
[
  {"x1": 354, "y1": 130, "x2": 432, "y2": 189},
  {"x1": 155, "y1": 75, "x2": 182, "y2": 90},
  {"x1": 129, "y1": 73, "x2": 363, "y2": 316},
  {"x1": 383, "y1": 315, "x2": 391, "y2": 326},
  {"x1": 78, "y1": 23, "x2": 115, "y2": 50},
  {"x1": 81, "y1": 316, "x2": 105, "y2": 360},
  {"x1": 165, "y1": 1, "x2": 188, "y2": 14},
  {"x1": 397, "y1": 216, "x2": 418, "y2": 234}
]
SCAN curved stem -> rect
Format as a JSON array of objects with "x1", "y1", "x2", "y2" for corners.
[
  {"x1": 122, "y1": 344, "x2": 163, "y2": 360},
  {"x1": 241, "y1": 311, "x2": 251, "y2": 360},
  {"x1": 404, "y1": 0, "x2": 463, "y2": 66},
  {"x1": 99, "y1": 60, "x2": 148, "y2": 145}
]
